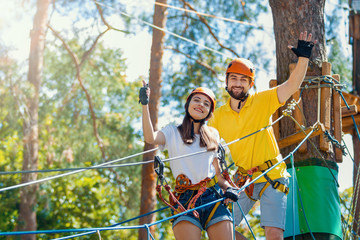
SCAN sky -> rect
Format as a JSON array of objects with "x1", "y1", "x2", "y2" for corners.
[{"x1": 0, "y1": 0, "x2": 355, "y2": 191}]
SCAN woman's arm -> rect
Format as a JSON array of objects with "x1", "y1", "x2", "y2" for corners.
[
  {"x1": 213, "y1": 157, "x2": 239, "y2": 204},
  {"x1": 141, "y1": 81, "x2": 166, "y2": 145}
]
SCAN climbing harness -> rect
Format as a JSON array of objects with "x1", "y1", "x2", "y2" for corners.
[
  {"x1": 233, "y1": 157, "x2": 289, "y2": 201},
  {"x1": 154, "y1": 156, "x2": 187, "y2": 215},
  {"x1": 154, "y1": 156, "x2": 219, "y2": 219}
]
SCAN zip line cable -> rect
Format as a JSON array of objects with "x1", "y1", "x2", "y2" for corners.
[
  {"x1": 0, "y1": 105, "x2": 285, "y2": 192},
  {"x1": 0, "y1": 147, "x2": 158, "y2": 193},
  {"x1": 54, "y1": 206, "x2": 169, "y2": 240},
  {"x1": 94, "y1": 1, "x2": 232, "y2": 59},
  {"x1": 0, "y1": 123, "x2": 317, "y2": 239},
  {"x1": 153, "y1": 1, "x2": 265, "y2": 29},
  {"x1": 95, "y1": 0, "x2": 273, "y2": 76},
  {"x1": 0, "y1": 75, "x2": 349, "y2": 200}
]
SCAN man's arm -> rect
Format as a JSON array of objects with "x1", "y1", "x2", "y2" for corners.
[
  {"x1": 277, "y1": 31, "x2": 316, "y2": 104},
  {"x1": 277, "y1": 57, "x2": 309, "y2": 103}
]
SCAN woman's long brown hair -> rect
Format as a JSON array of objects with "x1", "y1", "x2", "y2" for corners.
[{"x1": 177, "y1": 100, "x2": 218, "y2": 151}]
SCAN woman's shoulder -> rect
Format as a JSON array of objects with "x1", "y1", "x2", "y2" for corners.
[{"x1": 160, "y1": 124, "x2": 180, "y2": 136}]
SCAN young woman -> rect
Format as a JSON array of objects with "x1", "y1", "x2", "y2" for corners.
[{"x1": 140, "y1": 81, "x2": 238, "y2": 240}]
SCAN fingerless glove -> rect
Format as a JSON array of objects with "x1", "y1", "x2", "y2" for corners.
[
  {"x1": 291, "y1": 40, "x2": 314, "y2": 59},
  {"x1": 224, "y1": 187, "x2": 239, "y2": 202},
  {"x1": 139, "y1": 85, "x2": 149, "y2": 105}
]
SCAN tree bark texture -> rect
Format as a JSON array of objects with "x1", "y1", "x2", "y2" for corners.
[
  {"x1": 18, "y1": 0, "x2": 50, "y2": 239},
  {"x1": 352, "y1": 132, "x2": 360, "y2": 236},
  {"x1": 269, "y1": 0, "x2": 332, "y2": 162},
  {"x1": 138, "y1": 0, "x2": 167, "y2": 239},
  {"x1": 350, "y1": 10, "x2": 360, "y2": 237}
]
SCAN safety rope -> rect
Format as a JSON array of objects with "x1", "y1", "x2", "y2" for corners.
[
  {"x1": 324, "y1": 130, "x2": 346, "y2": 155},
  {"x1": 94, "y1": 1, "x2": 232, "y2": 59},
  {"x1": 53, "y1": 206, "x2": 168, "y2": 240},
  {"x1": 93, "y1": 0, "x2": 272, "y2": 76},
  {"x1": 153, "y1": 1, "x2": 264, "y2": 28},
  {"x1": 0, "y1": 128, "x2": 316, "y2": 239},
  {"x1": 0, "y1": 108, "x2": 284, "y2": 193},
  {"x1": 2, "y1": 75, "x2": 356, "y2": 238},
  {"x1": 0, "y1": 147, "x2": 159, "y2": 193}
]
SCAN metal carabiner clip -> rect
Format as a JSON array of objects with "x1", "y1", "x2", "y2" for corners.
[
  {"x1": 217, "y1": 143, "x2": 227, "y2": 173},
  {"x1": 154, "y1": 156, "x2": 165, "y2": 185}
]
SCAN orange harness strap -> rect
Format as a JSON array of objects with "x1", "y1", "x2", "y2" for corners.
[
  {"x1": 156, "y1": 184, "x2": 186, "y2": 214},
  {"x1": 233, "y1": 166, "x2": 259, "y2": 197}
]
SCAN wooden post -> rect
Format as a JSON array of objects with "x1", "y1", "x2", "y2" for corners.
[
  {"x1": 332, "y1": 74, "x2": 342, "y2": 163},
  {"x1": 320, "y1": 62, "x2": 332, "y2": 152},
  {"x1": 278, "y1": 123, "x2": 325, "y2": 149},
  {"x1": 342, "y1": 105, "x2": 358, "y2": 117},
  {"x1": 270, "y1": 79, "x2": 280, "y2": 141}
]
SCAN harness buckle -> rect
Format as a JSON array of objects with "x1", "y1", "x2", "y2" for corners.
[
  {"x1": 264, "y1": 159, "x2": 274, "y2": 169},
  {"x1": 273, "y1": 181, "x2": 280, "y2": 189}
]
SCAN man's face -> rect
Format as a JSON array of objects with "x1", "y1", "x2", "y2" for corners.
[{"x1": 226, "y1": 73, "x2": 252, "y2": 100}]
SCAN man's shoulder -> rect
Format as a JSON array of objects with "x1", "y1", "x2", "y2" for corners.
[{"x1": 251, "y1": 87, "x2": 278, "y2": 102}]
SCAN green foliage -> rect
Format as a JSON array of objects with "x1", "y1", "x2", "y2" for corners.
[
  {"x1": 237, "y1": 202, "x2": 264, "y2": 238},
  {"x1": 0, "y1": 1, "x2": 145, "y2": 236},
  {"x1": 161, "y1": 0, "x2": 271, "y2": 114},
  {"x1": 339, "y1": 186, "x2": 354, "y2": 238},
  {"x1": 0, "y1": 0, "x2": 356, "y2": 239}
]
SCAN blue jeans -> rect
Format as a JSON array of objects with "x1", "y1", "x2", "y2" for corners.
[{"x1": 171, "y1": 183, "x2": 233, "y2": 230}]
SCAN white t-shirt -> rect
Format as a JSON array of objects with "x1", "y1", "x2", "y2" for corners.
[{"x1": 159, "y1": 124, "x2": 218, "y2": 184}]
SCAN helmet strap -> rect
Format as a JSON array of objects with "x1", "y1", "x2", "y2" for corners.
[{"x1": 237, "y1": 93, "x2": 249, "y2": 109}]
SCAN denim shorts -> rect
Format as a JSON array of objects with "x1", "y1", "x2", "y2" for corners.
[
  {"x1": 171, "y1": 183, "x2": 233, "y2": 231},
  {"x1": 233, "y1": 177, "x2": 289, "y2": 230}
]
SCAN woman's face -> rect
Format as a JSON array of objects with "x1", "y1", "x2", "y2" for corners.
[{"x1": 187, "y1": 93, "x2": 212, "y2": 120}]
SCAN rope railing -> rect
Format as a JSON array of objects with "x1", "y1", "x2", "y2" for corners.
[
  {"x1": 0, "y1": 125, "x2": 317, "y2": 239},
  {"x1": 2, "y1": 74, "x2": 358, "y2": 238}
]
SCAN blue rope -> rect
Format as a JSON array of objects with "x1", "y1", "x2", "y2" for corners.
[
  {"x1": 144, "y1": 224, "x2": 156, "y2": 240},
  {"x1": 235, "y1": 201, "x2": 256, "y2": 239},
  {"x1": 291, "y1": 154, "x2": 296, "y2": 240},
  {"x1": 0, "y1": 125, "x2": 317, "y2": 238},
  {"x1": 338, "y1": 90, "x2": 360, "y2": 142},
  {"x1": 232, "y1": 202, "x2": 236, "y2": 240},
  {"x1": 0, "y1": 225, "x2": 147, "y2": 236}
]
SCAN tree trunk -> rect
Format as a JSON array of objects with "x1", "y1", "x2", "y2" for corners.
[
  {"x1": 350, "y1": 7, "x2": 360, "y2": 236},
  {"x1": 269, "y1": 0, "x2": 327, "y2": 159},
  {"x1": 269, "y1": 1, "x2": 341, "y2": 239},
  {"x1": 138, "y1": 1, "x2": 167, "y2": 239},
  {"x1": 18, "y1": 0, "x2": 49, "y2": 239},
  {"x1": 353, "y1": 132, "x2": 360, "y2": 236}
]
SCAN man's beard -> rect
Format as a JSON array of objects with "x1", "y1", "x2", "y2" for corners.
[{"x1": 227, "y1": 87, "x2": 248, "y2": 100}]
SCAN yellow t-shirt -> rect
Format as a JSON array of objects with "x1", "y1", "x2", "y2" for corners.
[{"x1": 208, "y1": 87, "x2": 290, "y2": 182}]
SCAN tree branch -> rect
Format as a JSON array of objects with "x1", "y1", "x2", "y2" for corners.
[
  {"x1": 166, "y1": 46, "x2": 218, "y2": 76},
  {"x1": 48, "y1": 24, "x2": 106, "y2": 161},
  {"x1": 179, "y1": 0, "x2": 240, "y2": 57}
]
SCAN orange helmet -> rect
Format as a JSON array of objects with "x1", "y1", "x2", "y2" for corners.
[
  {"x1": 186, "y1": 87, "x2": 216, "y2": 113},
  {"x1": 226, "y1": 58, "x2": 255, "y2": 80}
]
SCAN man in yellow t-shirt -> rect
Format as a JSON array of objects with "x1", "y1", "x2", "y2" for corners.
[{"x1": 208, "y1": 31, "x2": 316, "y2": 240}]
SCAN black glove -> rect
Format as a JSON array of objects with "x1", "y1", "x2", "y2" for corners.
[
  {"x1": 139, "y1": 85, "x2": 149, "y2": 105},
  {"x1": 224, "y1": 187, "x2": 239, "y2": 202},
  {"x1": 291, "y1": 40, "x2": 314, "y2": 59}
]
